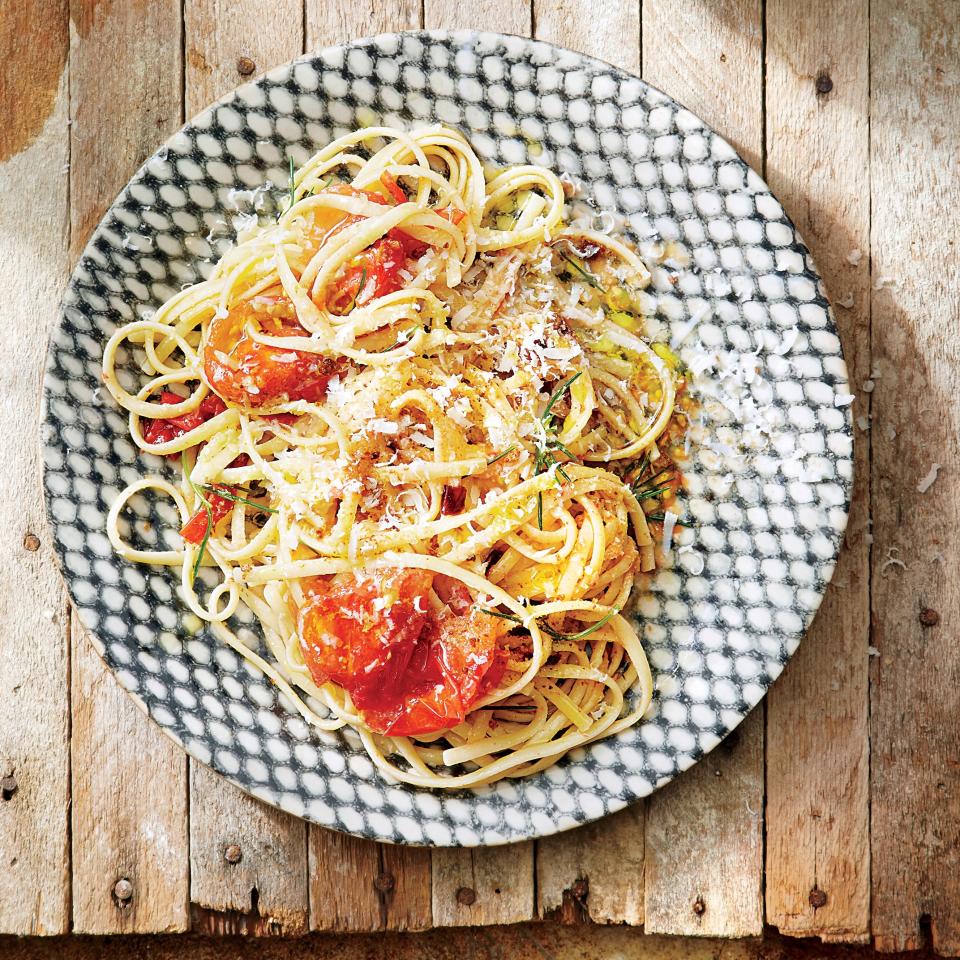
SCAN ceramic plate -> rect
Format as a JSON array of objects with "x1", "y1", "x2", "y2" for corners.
[{"x1": 42, "y1": 30, "x2": 852, "y2": 846}]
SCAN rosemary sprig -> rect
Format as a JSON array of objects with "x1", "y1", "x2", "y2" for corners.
[
  {"x1": 346, "y1": 266, "x2": 367, "y2": 313},
  {"x1": 486, "y1": 445, "x2": 517, "y2": 467},
  {"x1": 634, "y1": 482, "x2": 674, "y2": 503},
  {"x1": 646, "y1": 513, "x2": 694, "y2": 527},
  {"x1": 531, "y1": 372, "x2": 585, "y2": 529},
  {"x1": 478, "y1": 606, "x2": 621, "y2": 642},
  {"x1": 189, "y1": 482, "x2": 214, "y2": 581},
  {"x1": 541, "y1": 372, "x2": 582, "y2": 426},
  {"x1": 560, "y1": 253, "x2": 606, "y2": 292},
  {"x1": 285, "y1": 155, "x2": 296, "y2": 214},
  {"x1": 200, "y1": 485, "x2": 277, "y2": 514}
]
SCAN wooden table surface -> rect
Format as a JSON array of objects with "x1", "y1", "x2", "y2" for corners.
[{"x1": 1, "y1": 0, "x2": 957, "y2": 954}]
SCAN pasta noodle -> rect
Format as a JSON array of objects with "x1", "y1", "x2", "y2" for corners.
[{"x1": 102, "y1": 124, "x2": 688, "y2": 789}]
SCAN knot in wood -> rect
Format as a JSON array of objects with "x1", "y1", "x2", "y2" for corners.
[
  {"x1": 692, "y1": 896, "x2": 706, "y2": 916},
  {"x1": 237, "y1": 56, "x2": 256, "y2": 77},
  {"x1": 815, "y1": 70, "x2": 833, "y2": 95},
  {"x1": 0, "y1": 775, "x2": 18, "y2": 800},
  {"x1": 919, "y1": 607, "x2": 940, "y2": 627},
  {"x1": 23, "y1": 533, "x2": 40, "y2": 552},
  {"x1": 223, "y1": 844, "x2": 242, "y2": 864},
  {"x1": 455, "y1": 886, "x2": 477, "y2": 906},
  {"x1": 374, "y1": 872, "x2": 395, "y2": 893},
  {"x1": 808, "y1": 887, "x2": 828, "y2": 909},
  {"x1": 113, "y1": 879, "x2": 134, "y2": 903}
]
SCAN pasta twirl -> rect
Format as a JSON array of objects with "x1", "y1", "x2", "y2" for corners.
[{"x1": 103, "y1": 124, "x2": 687, "y2": 789}]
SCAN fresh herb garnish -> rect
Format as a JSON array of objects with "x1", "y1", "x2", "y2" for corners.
[
  {"x1": 285, "y1": 155, "x2": 296, "y2": 216},
  {"x1": 646, "y1": 513, "x2": 694, "y2": 527},
  {"x1": 478, "y1": 606, "x2": 620, "y2": 642},
  {"x1": 486, "y1": 445, "x2": 517, "y2": 467},
  {"x1": 533, "y1": 372, "x2": 584, "y2": 528},
  {"x1": 560, "y1": 252, "x2": 606, "y2": 292},
  {"x1": 541, "y1": 372, "x2": 582, "y2": 426},
  {"x1": 189, "y1": 482, "x2": 214, "y2": 581},
  {"x1": 200, "y1": 485, "x2": 277, "y2": 514},
  {"x1": 346, "y1": 267, "x2": 367, "y2": 313}
]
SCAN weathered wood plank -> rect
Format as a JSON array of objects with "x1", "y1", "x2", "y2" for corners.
[
  {"x1": 70, "y1": 627, "x2": 189, "y2": 933},
  {"x1": 181, "y1": 0, "x2": 309, "y2": 937},
  {"x1": 531, "y1": 0, "x2": 644, "y2": 927},
  {"x1": 424, "y1": 0, "x2": 531, "y2": 35},
  {"x1": 533, "y1": 0, "x2": 639, "y2": 74},
  {"x1": 641, "y1": 0, "x2": 763, "y2": 170},
  {"x1": 305, "y1": 0, "x2": 420, "y2": 49},
  {"x1": 68, "y1": 0, "x2": 190, "y2": 934},
  {"x1": 763, "y1": 0, "x2": 871, "y2": 944},
  {"x1": 184, "y1": 0, "x2": 303, "y2": 112},
  {"x1": 644, "y1": 714, "x2": 765, "y2": 936},
  {"x1": 189, "y1": 765, "x2": 308, "y2": 936},
  {"x1": 537, "y1": 808, "x2": 644, "y2": 925},
  {"x1": 641, "y1": 0, "x2": 765, "y2": 937},
  {"x1": 870, "y1": 1, "x2": 960, "y2": 955},
  {"x1": 431, "y1": 841, "x2": 536, "y2": 927},
  {"x1": 302, "y1": 0, "x2": 432, "y2": 933},
  {"x1": 0, "y1": 0, "x2": 72, "y2": 936}
]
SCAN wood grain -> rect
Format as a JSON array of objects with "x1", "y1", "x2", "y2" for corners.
[
  {"x1": 530, "y1": 0, "x2": 644, "y2": 927},
  {"x1": 304, "y1": 0, "x2": 420, "y2": 49},
  {"x1": 870, "y1": 1, "x2": 960, "y2": 955},
  {"x1": 641, "y1": 0, "x2": 765, "y2": 937},
  {"x1": 181, "y1": 0, "x2": 309, "y2": 937},
  {"x1": 0, "y1": 0, "x2": 71, "y2": 937},
  {"x1": 537, "y1": 808, "x2": 644, "y2": 925},
  {"x1": 308, "y1": 829, "x2": 431, "y2": 932},
  {"x1": 68, "y1": 0, "x2": 191, "y2": 934},
  {"x1": 189, "y1": 765, "x2": 308, "y2": 935},
  {"x1": 533, "y1": 0, "x2": 639, "y2": 74},
  {"x1": 184, "y1": 0, "x2": 302, "y2": 112},
  {"x1": 645, "y1": 715, "x2": 764, "y2": 936},
  {"x1": 641, "y1": 0, "x2": 763, "y2": 170},
  {"x1": 70, "y1": 627, "x2": 189, "y2": 933},
  {"x1": 302, "y1": 0, "x2": 432, "y2": 933},
  {"x1": 763, "y1": 0, "x2": 871, "y2": 944},
  {"x1": 424, "y1": 0, "x2": 531, "y2": 35},
  {"x1": 431, "y1": 842, "x2": 535, "y2": 927}
]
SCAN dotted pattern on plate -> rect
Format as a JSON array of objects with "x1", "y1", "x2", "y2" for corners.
[{"x1": 42, "y1": 30, "x2": 852, "y2": 846}]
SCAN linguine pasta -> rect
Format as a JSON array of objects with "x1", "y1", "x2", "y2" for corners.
[{"x1": 103, "y1": 124, "x2": 687, "y2": 789}]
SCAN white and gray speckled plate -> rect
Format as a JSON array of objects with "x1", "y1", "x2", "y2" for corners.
[{"x1": 42, "y1": 30, "x2": 852, "y2": 846}]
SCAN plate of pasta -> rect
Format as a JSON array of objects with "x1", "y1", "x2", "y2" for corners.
[{"x1": 43, "y1": 31, "x2": 853, "y2": 845}]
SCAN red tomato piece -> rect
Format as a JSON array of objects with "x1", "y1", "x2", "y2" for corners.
[
  {"x1": 298, "y1": 569, "x2": 434, "y2": 708},
  {"x1": 203, "y1": 300, "x2": 341, "y2": 407},
  {"x1": 311, "y1": 182, "x2": 426, "y2": 314},
  {"x1": 180, "y1": 485, "x2": 233, "y2": 544},
  {"x1": 142, "y1": 390, "x2": 226, "y2": 447},
  {"x1": 365, "y1": 606, "x2": 503, "y2": 737},
  {"x1": 297, "y1": 570, "x2": 505, "y2": 736}
]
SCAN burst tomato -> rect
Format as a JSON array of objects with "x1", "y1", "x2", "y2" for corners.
[
  {"x1": 298, "y1": 569, "x2": 505, "y2": 736},
  {"x1": 203, "y1": 299, "x2": 340, "y2": 407},
  {"x1": 310, "y1": 183, "x2": 426, "y2": 314}
]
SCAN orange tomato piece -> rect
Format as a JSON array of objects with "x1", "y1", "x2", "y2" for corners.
[{"x1": 203, "y1": 299, "x2": 340, "y2": 407}]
